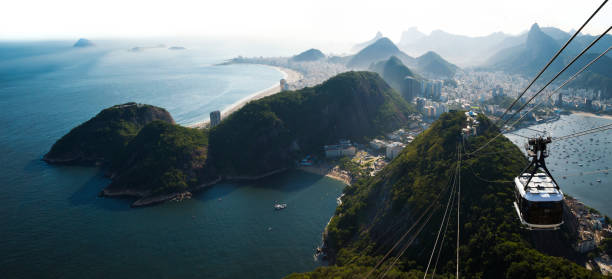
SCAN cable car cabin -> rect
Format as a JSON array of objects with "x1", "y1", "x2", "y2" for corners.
[{"x1": 514, "y1": 173, "x2": 564, "y2": 230}]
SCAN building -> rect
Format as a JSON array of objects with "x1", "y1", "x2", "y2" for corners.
[
  {"x1": 461, "y1": 111, "x2": 479, "y2": 139},
  {"x1": 210, "y1": 110, "x2": 221, "y2": 127},
  {"x1": 324, "y1": 140, "x2": 356, "y2": 158},
  {"x1": 386, "y1": 142, "x2": 405, "y2": 160},
  {"x1": 402, "y1": 77, "x2": 421, "y2": 102},
  {"x1": 416, "y1": 98, "x2": 425, "y2": 114},
  {"x1": 280, "y1": 79, "x2": 289, "y2": 91},
  {"x1": 370, "y1": 139, "x2": 386, "y2": 150}
]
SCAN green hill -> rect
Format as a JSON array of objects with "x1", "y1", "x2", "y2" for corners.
[
  {"x1": 43, "y1": 103, "x2": 174, "y2": 165},
  {"x1": 288, "y1": 111, "x2": 601, "y2": 278},
  {"x1": 415, "y1": 51, "x2": 459, "y2": 78},
  {"x1": 208, "y1": 71, "x2": 416, "y2": 176},
  {"x1": 103, "y1": 121, "x2": 215, "y2": 203},
  {"x1": 347, "y1": 38, "x2": 415, "y2": 69},
  {"x1": 292, "y1": 48, "x2": 326, "y2": 62},
  {"x1": 369, "y1": 56, "x2": 422, "y2": 101}
]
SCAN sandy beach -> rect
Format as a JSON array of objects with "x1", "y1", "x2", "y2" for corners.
[
  {"x1": 298, "y1": 165, "x2": 352, "y2": 186},
  {"x1": 188, "y1": 66, "x2": 302, "y2": 128},
  {"x1": 571, "y1": 111, "x2": 612, "y2": 120}
]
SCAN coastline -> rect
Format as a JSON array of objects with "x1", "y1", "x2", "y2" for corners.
[
  {"x1": 570, "y1": 111, "x2": 612, "y2": 120},
  {"x1": 298, "y1": 165, "x2": 352, "y2": 186},
  {"x1": 188, "y1": 66, "x2": 302, "y2": 129}
]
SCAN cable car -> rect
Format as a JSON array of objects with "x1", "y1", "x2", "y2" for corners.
[{"x1": 513, "y1": 136, "x2": 564, "y2": 230}]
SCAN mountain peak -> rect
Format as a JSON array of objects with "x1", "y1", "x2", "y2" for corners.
[{"x1": 530, "y1": 23, "x2": 541, "y2": 33}]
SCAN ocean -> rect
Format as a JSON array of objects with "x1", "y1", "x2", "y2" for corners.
[
  {"x1": 506, "y1": 113, "x2": 612, "y2": 216},
  {"x1": 0, "y1": 41, "x2": 345, "y2": 278}
]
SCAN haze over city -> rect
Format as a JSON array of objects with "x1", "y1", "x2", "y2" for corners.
[{"x1": 2, "y1": 0, "x2": 610, "y2": 52}]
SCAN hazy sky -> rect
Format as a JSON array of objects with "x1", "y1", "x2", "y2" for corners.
[{"x1": 1, "y1": 0, "x2": 610, "y2": 44}]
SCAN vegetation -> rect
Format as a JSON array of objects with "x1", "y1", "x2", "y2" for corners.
[
  {"x1": 208, "y1": 71, "x2": 416, "y2": 176},
  {"x1": 369, "y1": 56, "x2": 422, "y2": 101},
  {"x1": 415, "y1": 51, "x2": 459, "y2": 78},
  {"x1": 107, "y1": 121, "x2": 211, "y2": 195},
  {"x1": 43, "y1": 103, "x2": 174, "y2": 165},
  {"x1": 289, "y1": 111, "x2": 603, "y2": 278}
]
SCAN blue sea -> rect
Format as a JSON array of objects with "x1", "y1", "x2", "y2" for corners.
[
  {"x1": 506, "y1": 114, "x2": 612, "y2": 216},
  {"x1": 0, "y1": 41, "x2": 345, "y2": 278}
]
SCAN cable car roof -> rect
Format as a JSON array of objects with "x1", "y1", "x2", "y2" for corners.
[{"x1": 515, "y1": 173, "x2": 563, "y2": 202}]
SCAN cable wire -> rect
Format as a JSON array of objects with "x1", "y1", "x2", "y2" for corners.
[
  {"x1": 501, "y1": 25, "x2": 612, "y2": 128},
  {"x1": 495, "y1": 0, "x2": 608, "y2": 126},
  {"x1": 506, "y1": 46, "x2": 612, "y2": 130}
]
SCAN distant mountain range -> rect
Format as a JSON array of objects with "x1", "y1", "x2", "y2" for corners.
[
  {"x1": 398, "y1": 27, "x2": 520, "y2": 67},
  {"x1": 485, "y1": 23, "x2": 612, "y2": 97},
  {"x1": 351, "y1": 31, "x2": 383, "y2": 53},
  {"x1": 397, "y1": 25, "x2": 612, "y2": 68},
  {"x1": 348, "y1": 37, "x2": 458, "y2": 78},
  {"x1": 347, "y1": 37, "x2": 415, "y2": 69}
]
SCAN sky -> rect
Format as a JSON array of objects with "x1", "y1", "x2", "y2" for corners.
[{"x1": 1, "y1": 0, "x2": 610, "y2": 48}]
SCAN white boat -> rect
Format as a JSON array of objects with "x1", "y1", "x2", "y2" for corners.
[{"x1": 274, "y1": 203, "x2": 287, "y2": 210}]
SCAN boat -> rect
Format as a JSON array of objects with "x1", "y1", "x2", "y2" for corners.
[{"x1": 274, "y1": 203, "x2": 287, "y2": 210}]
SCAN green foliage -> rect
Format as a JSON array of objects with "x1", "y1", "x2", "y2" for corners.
[
  {"x1": 292, "y1": 111, "x2": 602, "y2": 278},
  {"x1": 208, "y1": 71, "x2": 416, "y2": 176},
  {"x1": 44, "y1": 103, "x2": 173, "y2": 164},
  {"x1": 108, "y1": 121, "x2": 210, "y2": 195}
]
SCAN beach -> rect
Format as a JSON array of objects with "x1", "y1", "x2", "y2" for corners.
[
  {"x1": 298, "y1": 165, "x2": 352, "y2": 186},
  {"x1": 189, "y1": 66, "x2": 302, "y2": 128},
  {"x1": 570, "y1": 111, "x2": 612, "y2": 120}
]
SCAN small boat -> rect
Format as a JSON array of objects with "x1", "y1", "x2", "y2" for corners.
[
  {"x1": 274, "y1": 203, "x2": 287, "y2": 210},
  {"x1": 597, "y1": 179, "x2": 602, "y2": 183}
]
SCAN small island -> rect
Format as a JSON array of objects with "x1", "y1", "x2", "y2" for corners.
[
  {"x1": 168, "y1": 46, "x2": 186, "y2": 50},
  {"x1": 73, "y1": 38, "x2": 94, "y2": 48}
]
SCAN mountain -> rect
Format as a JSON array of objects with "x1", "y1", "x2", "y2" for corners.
[
  {"x1": 208, "y1": 71, "x2": 416, "y2": 176},
  {"x1": 399, "y1": 29, "x2": 514, "y2": 67},
  {"x1": 486, "y1": 23, "x2": 612, "y2": 97},
  {"x1": 347, "y1": 38, "x2": 415, "y2": 69},
  {"x1": 73, "y1": 38, "x2": 94, "y2": 47},
  {"x1": 288, "y1": 111, "x2": 602, "y2": 278},
  {"x1": 43, "y1": 103, "x2": 174, "y2": 165},
  {"x1": 369, "y1": 56, "x2": 421, "y2": 101},
  {"x1": 415, "y1": 51, "x2": 460, "y2": 78},
  {"x1": 487, "y1": 23, "x2": 561, "y2": 76},
  {"x1": 398, "y1": 27, "x2": 426, "y2": 46},
  {"x1": 102, "y1": 120, "x2": 215, "y2": 206},
  {"x1": 291, "y1": 48, "x2": 325, "y2": 62},
  {"x1": 351, "y1": 31, "x2": 384, "y2": 53}
]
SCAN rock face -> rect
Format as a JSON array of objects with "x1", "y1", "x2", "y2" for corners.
[
  {"x1": 73, "y1": 38, "x2": 94, "y2": 47},
  {"x1": 43, "y1": 103, "x2": 174, "y2": 165},
  {"x1": 208, "y1": 71, "x2": 416, "y2": 177}
]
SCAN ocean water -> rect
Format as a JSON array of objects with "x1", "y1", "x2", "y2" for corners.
[
  {"x1": 506, "y1": 114, "x2": 612, "y2": 216},
  {"x1": 0, "y1": 42, "x2": 345, "y2": 278}
]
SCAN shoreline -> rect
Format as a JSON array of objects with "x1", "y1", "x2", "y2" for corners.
[
  {"x1": 188, "y1": 66, "x2": 302, "y2": 129},
  {"x1": 570, "y1": 111, "x2": 612, "y2": 120},
  {"x1": 298, "y1": 165, "x2": 352, "y2": 186}
]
